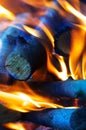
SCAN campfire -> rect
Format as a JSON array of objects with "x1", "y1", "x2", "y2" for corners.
[{"x1": 0, "y1": 0, "x2": 86, "y2": 130}]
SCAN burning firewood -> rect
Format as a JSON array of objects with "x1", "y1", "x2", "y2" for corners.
[
  {"x1": 0, "y1": 0, "x2": 86, "y2": 130},
  {"x1": 4, "y1": 34, "x2": 46, "y2": 80},
  {"x1": 28, "y1": 80, "x2": 86, "y2": 98},
  {"x1": 21, "y1": 108, "x2": 86, "y2": 130}
]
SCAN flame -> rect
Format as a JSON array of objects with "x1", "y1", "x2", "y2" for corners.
[
  {"x1": 0, "y1": 1, "x2": 83, "y2": 130},
  {"x1": 57, "y1": 0, "x2": 86, "y2": 79},
  {"x1": 82, "y1": 51, "x2": 86, "y2": 79},
  {"x1": 23, "y1": 25, "x2": 41, "y2": 38},
  {"x1": 58, "y1": 0, "x2": 86, "y2": 25},
  {"x1": 22, "y1": 0, "x2": 46, "y2": 7},
  {"x1": 0, "y1": 82, "x2": 64, "y2": 112},
  {"x1": 0, "y1": 5, "x2": 15, "y2": 20},
  {"x1": 47, "y1": 53, "x2": 68, "y2": 81},
  {"x1": 5, "y1": 123, "x2": 26, "y2": 130},
  {"x1": 22, "y1": 0, "x2": 54, "y2": 8},
  {"x1": 24, "y1": 22, "x2": 54, "y2": 48},
  {"x1": 69, "y1": 28, "x2": 86, "y2": 79}
]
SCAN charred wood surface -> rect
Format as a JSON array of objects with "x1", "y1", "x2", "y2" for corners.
[
  {"x1": 54, "y1": 26, "x2": 71, "y2": 56},
  {"x1": 21, "y1": 108, "x2": 86, "y2": 130},
  {"x1": 28, "y1": 80, "x2": 86, "y2": 98},
  {"x1": 3, "y1": 28, "x2": 46, "y2": 80}
]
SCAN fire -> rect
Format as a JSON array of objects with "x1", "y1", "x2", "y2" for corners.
[
  {"x1": 23, "y1": 25, "x2": 41, "y2": 38},
  {"x1": 57, "y1": 0, "x2": 86, "y2": 79},
  {"x1": 22, "y1": 0, "x2": 46, "y2": 7},
  {"x1": 0, "y1": 91, "x2": 40, "y2": 112},
  {"x1": 22, "y1": 0, "x2": 53, "y2": 8},
  {"x1": 0, "y1": 5, "x2": 15, "y2": 20},
  {"x1": 58, "y1": 0, "x2": 86, "y2": 25},
  {"x1": 82, "y1": 51, "x2": 86, "y2": 79},
  {"x1": 0, "y1": 82, "x2": 64, "y2": 113},
  {"x1": 47, "y1": 53, "x2": 68, "y2": 81},
  {"x1": 0, "y1": 0, "x2": 85, "y2": 130},
  {"x1": 5, "y1": 122, "x2": 26, "y2": 130}
]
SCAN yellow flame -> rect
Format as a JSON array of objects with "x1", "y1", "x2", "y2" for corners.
[
  {"x1": 24, "y1": 22, "x2": 54, "y2": 48},
  {"x1": 57, "y1": 0, "x2": 86, "y2": 79},
  {"x1": 0, "y1": 91, "x2": 40, "y2": 112},
  {"x1": 23, "y1": 25, "x2": 41, "y2": 38},
  {"x1": 0, "y1": 5, "x2": 15, "y2": 20},
  {"x1": 58, "y1": 0, "x2": 86, "y2": 25},
  {"x1": 69, "y1": 28, "x2": 86, "y2": 79},
  {"x1": 22, "y1": 0, "x2": 53, "y2": 8},
  {"x1": 5, "y1": 123, "x2": 25, "y2": 130},
  {"x1": 47, "y1": 53, "x2": 68, "y2": 81},
  {"x1": 74, "y1": 24, "x2": 86, "y2": 31},
  {"x1": 0, "y1": 82, "x2": 64, "y2": 112},
  {"x1": 0, "y1": 0, "x2": 82, "y2": 120}
]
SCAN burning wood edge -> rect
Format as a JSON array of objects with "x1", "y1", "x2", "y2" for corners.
[
  {"x1": 0, "y1": 104, "x2": 21, "y2": 124},
  {"x1": 5, "y1": 35, "x2": 46, "y2": 80},
  {"x1": 21, "y1": 108, "x2": 86, "y2": 130},
  {"x1": 28, "y1": 80, "x2": 86, "y2": 98}
]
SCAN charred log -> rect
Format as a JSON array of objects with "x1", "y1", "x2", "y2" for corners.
[
  {"x1": 5, "y1": 36, "x2": 46, "y2": 80},
  {"x1": 28, "y1": 80, "x2": 86, "y2": 98},
  {"x1": 21, "y1": 108, "x2": 86, "y2": 130}
]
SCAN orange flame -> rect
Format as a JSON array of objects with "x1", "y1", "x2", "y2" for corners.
[
  {"x1": 69, "y1": 28, "x2": 86, "y2": 79},
  {"x1": 0, "y1": 82, "x2": 64, "y2": 112},
  {"x1": 5, "y1": 122, "x2": 26, "y2": 130},
  {"x1": 22, "y1": 0, "x2": 54, "y2": 8},
  {"x1": 23, "y1": 22, "x2": 54, "y2": 48},
  {"x1": 23, "y1": 25, "x2": 41, "y2": 38},
  {"x1": 57, "y1": 0, "x2": 86, "y2": 79},
  {"x1": 82, "y1": 51, "x2": 86, "y2": 79},
  {"x1": 0, "y1": 5, "x2": 15, "y2": 20},
  {"x1": 47, "y1": 53, "x2": 68, "y2": 81}
]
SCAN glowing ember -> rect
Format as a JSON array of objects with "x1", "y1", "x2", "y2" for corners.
[
  {"x1": 69, "y1": 28, "x2": 85, "y2": 79},
  {"x1": 58, "y1": 0, "x2": 86, "y2": 25},
  {"x1": 0, "y1": 0, "x2": 83, "y2": 112}
]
